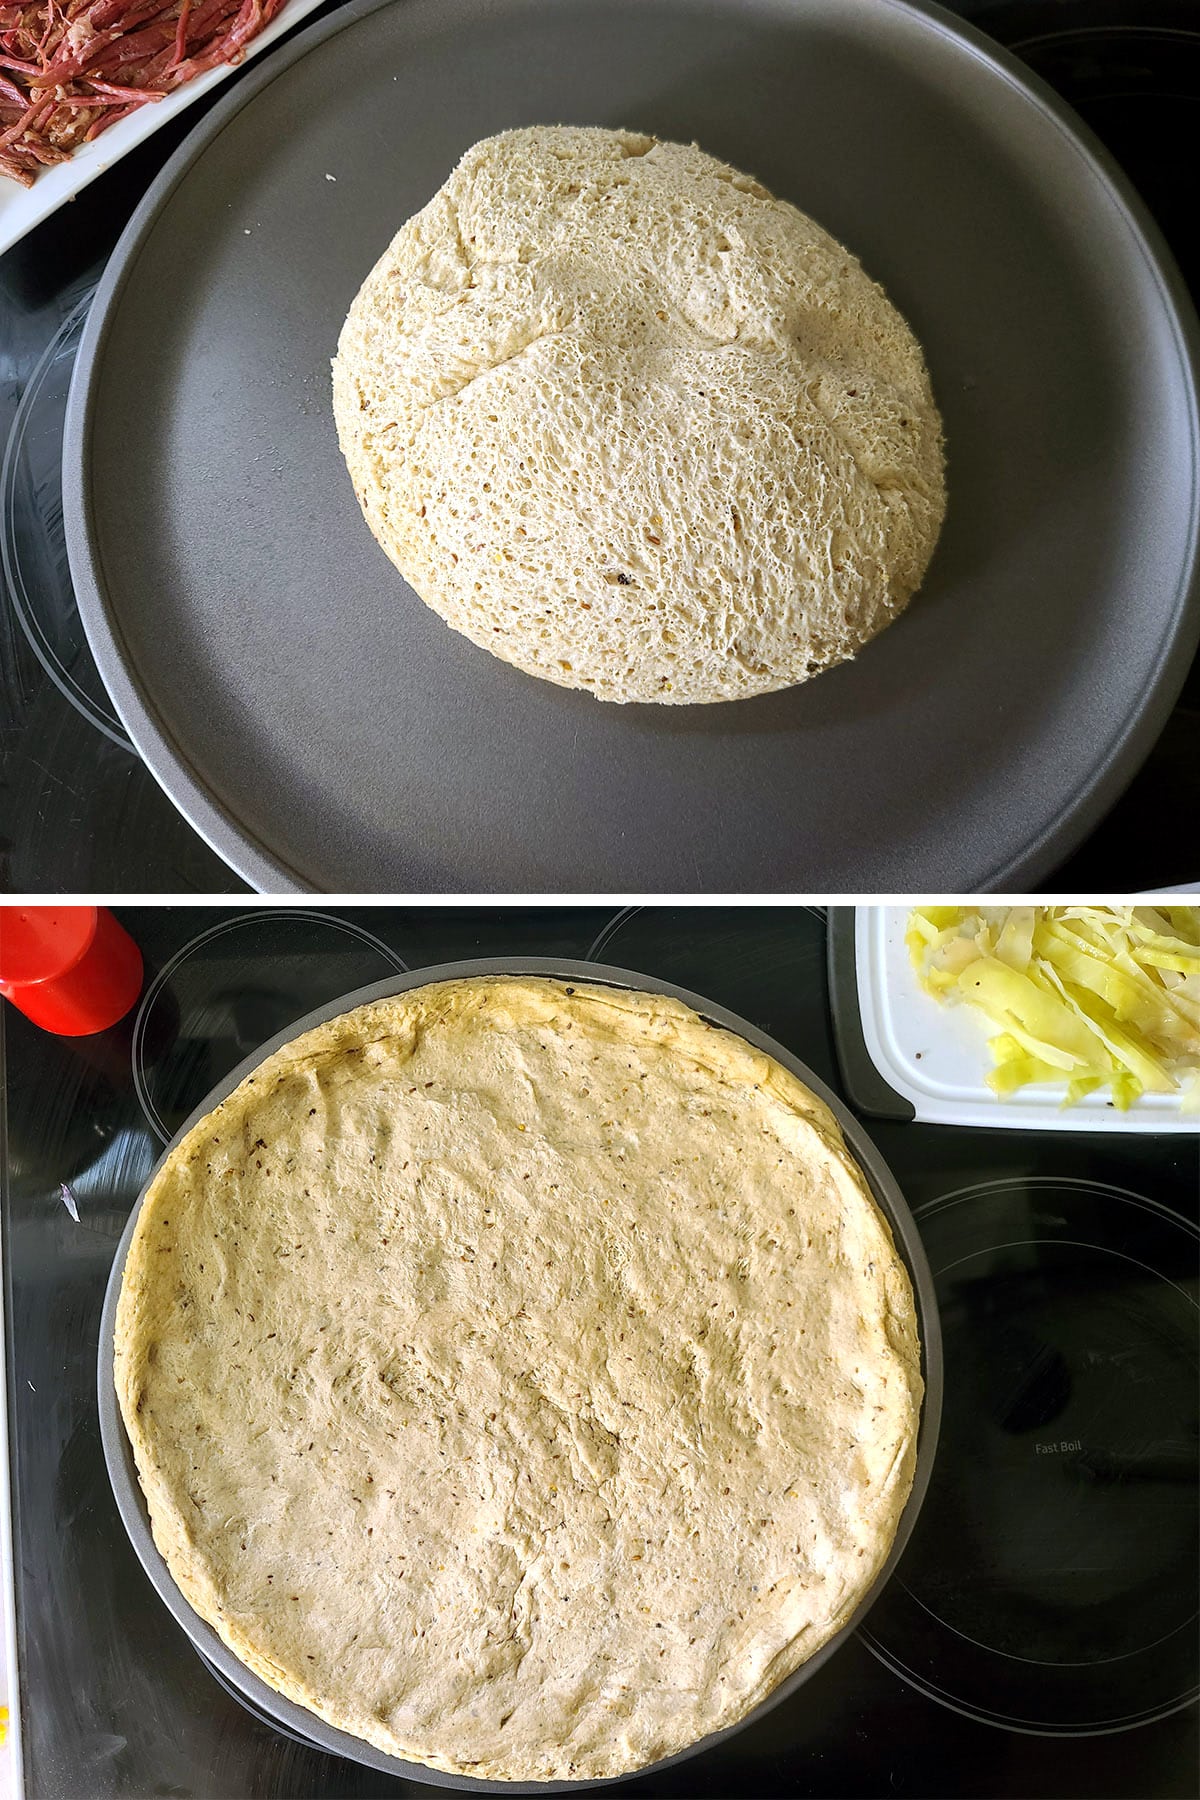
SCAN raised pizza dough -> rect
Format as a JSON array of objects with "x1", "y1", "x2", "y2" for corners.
[
  {"x1": 332, "y1": 126, "x2": 945, "y2": 704},
  {"x1": 115, "y1": 977, "x2": 922, "y2": 1780}
]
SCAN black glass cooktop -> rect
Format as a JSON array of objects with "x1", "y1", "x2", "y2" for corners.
[
  {"x1": 3, "y1": 906, "x2": 1196, "y2": 1798},
  {"x1": 2, "y1": 0, "x2": 1199, "y2": 892}
]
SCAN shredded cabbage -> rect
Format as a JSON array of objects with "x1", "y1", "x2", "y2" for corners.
[{"x1": 907, "y1": 905, "x2": 1200, "y2": 1110}]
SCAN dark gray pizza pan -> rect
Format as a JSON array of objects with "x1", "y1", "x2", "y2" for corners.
[
  {"x1": 98, "y1": 956, "x2": 942, "y2": 1791},
  {"x1": 64, "y1": 0, "x2": 1200, "y2": 893}
]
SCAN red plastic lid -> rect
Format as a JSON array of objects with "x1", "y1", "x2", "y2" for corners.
[{"x1": 0, "y1": 906, "x2": 143, "y2": 1036}]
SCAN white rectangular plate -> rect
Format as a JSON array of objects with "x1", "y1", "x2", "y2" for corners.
[
  {"x1": 856, "y1": 906, "x2": 1200, "y2": 1133},
  {"x1": 0, "y1": 0, "x2": 328, "y2": 258}
]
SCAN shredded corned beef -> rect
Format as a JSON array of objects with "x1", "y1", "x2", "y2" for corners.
[{"x1": 0, "y1": 0, "x2": 288, "y2": 186}]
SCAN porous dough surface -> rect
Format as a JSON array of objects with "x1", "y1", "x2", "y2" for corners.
[
  {"x1": 332, "y1": 126, "x2": 945, "y2": 704},
  {"x1": 115, "y1": 977, "x2": 923, "y2": 1781}
]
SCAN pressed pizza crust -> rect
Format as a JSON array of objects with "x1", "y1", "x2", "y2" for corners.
[{"x1": 115, "y1": 977, "x2": 922, "y2": 1780}]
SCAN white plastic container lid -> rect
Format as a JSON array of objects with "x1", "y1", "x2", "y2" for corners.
[{"x1": 855, "y1": 907, "x2": 1200, "y2": 1133}]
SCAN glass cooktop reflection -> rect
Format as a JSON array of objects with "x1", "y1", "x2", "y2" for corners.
[
  {"x1": 857, "y1": 1179, "x2": 1197, "y2": 1734},
  {"x1": 2, "y1": 907, "x2": 1196, "y2": 1800}
]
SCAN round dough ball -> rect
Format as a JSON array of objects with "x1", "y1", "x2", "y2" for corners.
[{"x1": 332, "y1": 126, "x2": 945, "y2": 704}]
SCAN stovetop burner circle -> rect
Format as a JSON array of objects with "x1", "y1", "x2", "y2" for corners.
[
  {"x1": 1, "y1": 288, "x2": 131, "y2": 750},
  {"x1": 132, "y1": 910, "x2": 408, "y2": 1143},
  {"x1": 859, "y1": 1177, "x2": 1198, "y2": 1735}
]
